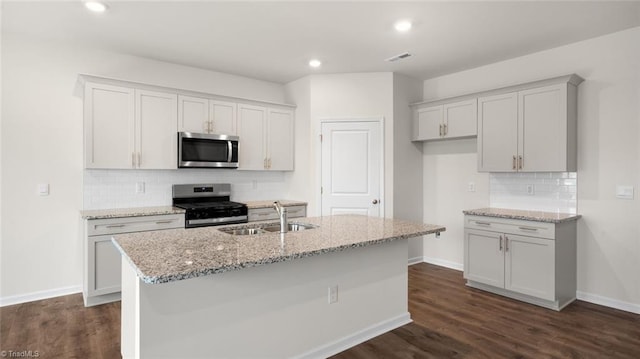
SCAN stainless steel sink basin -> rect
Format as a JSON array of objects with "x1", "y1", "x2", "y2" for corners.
[
  {"x1": 263, "y1": 223, "x2": 318, "y2": 233},
  {"x1": 219, "y1": 228, "x2": 266, "y2": 236}
]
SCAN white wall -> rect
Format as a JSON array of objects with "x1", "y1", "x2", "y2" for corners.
[
  {"x1": 284, "y1": 76, "x2": 312, "y2": 210},
  {"x1": 0, "y1": 32, "x2": 287, "y2": 302},
  {"x1": 308, "y1": 73, "x2": 395, "y2": 217},
  {"x1": 422, "y1": 27, "x2": 640, "y2": 311},
  {"x1": 392, "y1": 74, "x2": 425, "y2": 261}
]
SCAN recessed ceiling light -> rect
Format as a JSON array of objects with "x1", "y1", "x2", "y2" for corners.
[
  {"x1": 394, "y1": 20, "x2": 412, "y2": 32},
  {"x1": 85, "y1": 1, "x2": 108, "y2": 13},
  {"x1": 309, "y1": 59, "x2": 322, "y2": 68}
]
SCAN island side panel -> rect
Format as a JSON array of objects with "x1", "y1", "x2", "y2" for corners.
[
  {"x1": 121, "y1": 260, "x2": 140, "y2": 359},
  {"x1": 133, "y1": 239, "x2": 409, "y2": 358}
]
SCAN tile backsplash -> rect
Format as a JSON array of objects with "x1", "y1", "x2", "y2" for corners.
[
  {"x1": 83, "y1": 169, "x2": 288, "y2": 210},
  {"x1": 489, "y1": 172, "x2": 577, "y2": 214}
]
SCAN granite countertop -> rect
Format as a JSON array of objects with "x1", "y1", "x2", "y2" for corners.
[
  {"x1": 241, "y1": 200, "x2": 308, "y2": 209},
  {"x1": 112, "y1": 215, "x2": 445, "y2": 284},
  {"x1": 463, "y1": 208, "x2": 581, "y2": 223},
  {"x1": 81, "y1": 206, "x2": 185, "y2": 220}
]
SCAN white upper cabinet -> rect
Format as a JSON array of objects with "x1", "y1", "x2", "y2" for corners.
[
  {"x1": 266, "y1": 108, "x2": 294, "y2": 171},
  {"x1": 237, "y1": 104, "x2": 294, "y2": 171},
  {"x1": 84, "y1": 83, "x2": 135, "y2": 169},
  {"x1": 237, "y1": 104, "x2": 267, "y2": 170},
  {"x1": 84, "y1": 83, "x2": 177, "y2": 169},
  {"x1": 136, "y1": 90, "x2": 177, "y2": 169},
  {"x1": 478, "y1": 78, "x2": 580, "y2": 172},
  {"x1": 412, "y1": 98, "x2": 477, "y2": 141},
  {"x1": 178, "y1": 96, "x2": 237, "y2": 135},
  {"x1": 477, "y1": 92, "x2": 519, "y2": 172},
  {"x1": 178, "y1": 95, "x2": 209, "y2": 133}
]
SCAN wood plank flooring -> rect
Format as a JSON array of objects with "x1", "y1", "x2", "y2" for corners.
[{"x1": 1, "y1": 263, "x2": 639, "y2": 358}]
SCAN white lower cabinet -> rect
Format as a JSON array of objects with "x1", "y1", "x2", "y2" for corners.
[
  {"x1": 84, "y1": 214, "x2": 183, "y2": 306},
  {"x1": 464, "y1": 215, "x2": 576, "y2": 310},
  {"x1": 247, "y1": 205, "x2": 307, "y2": 222}
]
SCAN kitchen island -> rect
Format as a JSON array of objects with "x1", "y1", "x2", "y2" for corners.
[{"x1": 113, "y1": 215, "x2": 444, "y2": 359}]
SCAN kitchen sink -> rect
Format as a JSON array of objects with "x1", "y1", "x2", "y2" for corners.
[
  {"x1": 263, "y1": 223, "x2": 318, "y2": 233},
  {"x1": 218, "y1": 228, "x2": 266, "y2": 236}
]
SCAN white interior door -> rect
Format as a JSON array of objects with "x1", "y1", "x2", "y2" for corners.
[{"x1": 321, "y1": 120, "x2": 382, "y2": 217}]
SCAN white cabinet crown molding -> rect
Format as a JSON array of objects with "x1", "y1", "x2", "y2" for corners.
[
  {"x1": 76, "y1": 74, "x2": 296, "y2": 109},
  {"x1": 410, "y1": 73, "x2": 584, "y2": 108}
]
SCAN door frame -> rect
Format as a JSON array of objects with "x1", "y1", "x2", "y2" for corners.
[{"x1": 316, "y1": 117, "x2": 385, "y2": 217}]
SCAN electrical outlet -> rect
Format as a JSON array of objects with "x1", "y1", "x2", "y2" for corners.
[
  {"x1": 526, "y1": 184, "x2": 535, "y2": 195},
  {"x1": 328, "y1": 285, "x2": 338, "y2": 304},
  {"x1": 37, "y1": 183, "x2": 50, "y2": 196},
  {"x1": 467, "y1": 182, "x2": 476, "y2": 192},
  {"x1": 616, "y1": 185, "x2": 634, "y2": 199},
  {"x1": 136, "y1": 182, "x2": 145, "y2": 194}
]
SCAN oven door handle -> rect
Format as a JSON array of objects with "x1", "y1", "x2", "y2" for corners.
[{"x1": 227, "y1": 141, "x2": 233, "y2": 163}]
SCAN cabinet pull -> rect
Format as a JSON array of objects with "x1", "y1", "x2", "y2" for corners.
[
  {"x1": 132, "y1": 153, "x2": 136, "y2": 168},
  {"x1": 475, "y1": 221, "x2": 491, "y2": 226},
  {"x1": 268, "y1": 158, "x2": 272, "y2": 169},
  {"x1": 137, "y1": 152, "x2": 141, "y2": 167},
  {"x1": 499, "y1": 235, "x2": 503, "y2": 251},
  {"x1": 443, "y1": 123, "x2": 448, "y2": 136},
  {"x1": 512, "y1": 155, "x2": 517, "y2": 170},
  {"x1": 518, "y1": 226, "x2": 538, "y2": 232},
  {"x1": 257, "y1": 212, "x2": 271, "y2": 216},
  {"x1": 518, "y1": 155, "x2": 523, "y2": 170},
  {"x1": 505, "y1": 236, "x2": 509, "y2": 252},
  {"x1": 106, "y1": 224, "x2": 126, "y2": 228},
  {"x1": 209, "y1": 121, "x2": 214, "y2": 133},
  {"x1": 155, "y1": 220, "x2": 173, "y2": 224},
  {"x1": 439, "y1": 124, "x2": 443, "y2": 136}
]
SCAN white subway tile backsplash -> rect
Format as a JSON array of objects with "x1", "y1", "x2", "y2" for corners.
[
  {"x1": 489, "y1": 172, "x2": 577, "y2": 214},
  {"x1": 83, "y1": 169, "x2": 289, "y2": 210}
]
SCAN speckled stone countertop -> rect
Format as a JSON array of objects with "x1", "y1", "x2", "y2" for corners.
[
  {"x1": 112, "y1": 215, "x2": 445, "y2": 284},
  {"x1": 463, "y1": 208, "x2": 581, "y2": 223},
  {"x1": 81, "y1": 206, "x2": 185, "y2": 220},
  {"x1": 241, "y1": 200, "x2": 308, "y2": 209}
]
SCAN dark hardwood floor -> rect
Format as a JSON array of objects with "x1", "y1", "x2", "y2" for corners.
[{"x1": 2, "y1": 263, "x2": 639, "y2": 358}]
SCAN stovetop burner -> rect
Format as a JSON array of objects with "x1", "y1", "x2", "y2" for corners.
[{"x1": 172, "y1": 183, "x2": 248, "y2": 228}]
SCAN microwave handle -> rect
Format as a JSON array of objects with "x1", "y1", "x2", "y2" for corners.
[{"x1": 227, "y1": 141, "x2": 233, "y2": 163}]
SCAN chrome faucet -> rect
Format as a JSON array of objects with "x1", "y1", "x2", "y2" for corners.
[{"x1": 273, "y1": 201, "x2": 288, "y2": 233}]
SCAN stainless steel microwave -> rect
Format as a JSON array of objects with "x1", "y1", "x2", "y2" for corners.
[{"x1": 178, "y1": 132, "x2": 239, "y2": 168}]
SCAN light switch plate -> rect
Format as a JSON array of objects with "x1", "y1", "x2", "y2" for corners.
[
  {"x1": 136, "y1": 182, "x2": 145, "y2": 194},
  {"x1": 467, "y1": 182, "x2": 476, "y2": 192},
  {"x1": 616, "y1": 185, "x2": 634, "y2": 200},
  {"x1": 37, "y1": 183, "x2": 49, "y2": 196}
]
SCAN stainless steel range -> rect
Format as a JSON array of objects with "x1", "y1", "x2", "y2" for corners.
[{"x1": 172, "y1": 183, "x2": 248, "y2": 228}]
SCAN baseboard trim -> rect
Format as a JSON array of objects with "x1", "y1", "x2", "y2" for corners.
[
  {"x1": 0, "y1": 285, "x2": 82, "y2": 307},
  {"x1": 293, "y1": 312, "x2": 412, "y2": 359},
  {"x1": 407, "y1": 256, "x2": 423, "y2": 266},
  {"x1": 421, "y1": 256, "x2": 463, "y2": 271},
  {"x1": 577, "y1": 291, "x2": 640, "y2": 315}
]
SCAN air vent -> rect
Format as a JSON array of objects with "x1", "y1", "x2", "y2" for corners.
[{"x1": 385, "y1": 52, "x2": 412, "y2": 62}]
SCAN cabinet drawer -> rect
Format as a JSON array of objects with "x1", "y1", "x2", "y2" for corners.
[
  {"x1": 248, "y1": 205, "x2": 307, "y2": 222},
  {"x1": 87, "y1": 214, "x2": 184, "y2": 236},
  {"x1": 464, "y1": 215, "x2": 555, "y2": 239}
]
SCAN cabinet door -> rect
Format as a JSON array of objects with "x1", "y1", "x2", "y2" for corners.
[
  {"x1": 267, "y1": 108, "x2": 294, "y2": 171},
  {"x1": 518, "y1": 84, "x2": 568, "y2": 172},
  {"x1": 178, "y1": 95, "x2": 209, "y2": 133},
  {"x1": 84, "y1": 83, "x2": 135, "y2": 169},
  {"x1": 136, "y1": 90, "x2": 178, "y2": 169},
  {"x1": 504, "y1": 234, "x2": 555, "y2": 300},
  {"x1": 210, "y1": 100, "x2": 237, "y2": 135},
  {"x1": 415, "y1": 105, "x2": 443, "y2": 140},
  {"x1": 237, "y1": 104, "x2": 267, "y2": 170},
  {"x1": 464, "y1": 229, "x2": 504, "y2": 288},
  {"x1": 444, "y1": 99, "x2": 477, "y2": 138},
  {"x1": 88, "y1": 235, "x2": 122, "y2": 296},
  {"x1": 477, "y1": 92, "x2": 518, "y2": 172}
]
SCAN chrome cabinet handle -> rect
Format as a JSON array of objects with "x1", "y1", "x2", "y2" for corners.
[
  {"x1": 518, "y1": 226, "x2": 538, "y2": 232},
  {"x1": 132, "y1": 153, "x2": 136, "y2": 168},
  {"x1": 155, "y1": 220, "x2": 173, "y2": 224},
  {"x1": 499, "y1": 235, "x2": 503, "y2": 251},
  {"x1": 518, "y1": 155, "x2": 523, "y2": 170},
  {"x1": 443, "y1": 123, "x2": 448, "y2": 136},
  {"x1": 505, "y1": 236, "x2": 509, "y2": 252},
  {"x1": 137, "y1": 152, "x2": 141, "y2": 167},
  {"x1": 106, "y1": 224, "x2": 125, "y2": 228},
  {"x1": 439, "y1": 124, "x2": 443, "y2": 136},
  {"x1": 475, "y1": 221, "x2": 491, "y2": 226},
  {"x1": 512, "y1": 155, "x2": 517, "y2": 170}
]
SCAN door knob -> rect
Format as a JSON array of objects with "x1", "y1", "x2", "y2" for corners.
[{"x1": 372, "y1": 199, "x2": 379, "y2": 204}]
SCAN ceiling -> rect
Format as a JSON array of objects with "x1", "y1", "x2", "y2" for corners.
[{"x1": 3, "y1": 1, "x2": 640, "y2": 84}]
